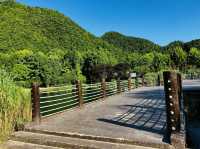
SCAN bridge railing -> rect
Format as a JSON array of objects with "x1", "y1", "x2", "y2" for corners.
[
  {"x1": 163, "y1": 71, "x2": 185, "y2": 148},
  {"x1": 31, "y1": 77, "x2": 156, "y2": 123}
]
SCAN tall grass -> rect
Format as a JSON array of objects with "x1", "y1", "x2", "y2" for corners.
[{"x1": 0, "y1": 69, "x2": 31, "y2": 143}]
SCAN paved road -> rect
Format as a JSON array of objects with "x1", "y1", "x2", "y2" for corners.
[{"x1": 27, "y1": 86, "x2": 166, "y2": 145}]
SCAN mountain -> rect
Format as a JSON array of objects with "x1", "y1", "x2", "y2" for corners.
[
  {"x1": 0, "y1": 1, "x2": 118, "y2": 53},
  {"x1": 184, "y1": 39, "x2": 200, "y2": 51},
  {"x1": 164, "y1": 40, "x2": 200, "y2": 52},
  {"x1": 101, "y1": 32, "x2": 160, "y2": 52}
]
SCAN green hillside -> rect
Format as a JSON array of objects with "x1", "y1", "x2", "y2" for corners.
[
  {"x1": 0, "y1": 1, "x2": 123, "y2": 86},
  {"x1": 0, "y1": 1, "x2": 118, "y2": 53},
  {"x1": 0, "y1": 1, "x2": 200, "y2": 87},
  {"x1": 101, "y1": 32, "x2": 160, "y2": 52}
]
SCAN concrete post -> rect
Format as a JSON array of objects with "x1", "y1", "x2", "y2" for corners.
[
  {"x1": 163, "y1": 71, "x2": 185, "y2": 148},
  {"x1": 163, "y1": 71, "x2": 181, "y2": 136}
]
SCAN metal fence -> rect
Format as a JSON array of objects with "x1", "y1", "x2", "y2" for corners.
[{"x1": 31, "y1": 78, "x2": 154, "y2": 123}]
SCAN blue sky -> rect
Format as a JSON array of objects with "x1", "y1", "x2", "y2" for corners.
[{"x1": 17, "y1": 0, "x2": 200, "y2": 46}]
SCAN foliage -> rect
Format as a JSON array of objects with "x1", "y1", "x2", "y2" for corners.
[
  {"x1": 0, "y1": 1, "x2": 200, "y2": 87},
  {"x1": 0, "y1": 69, "x2": 31, "y2": 142},
  {"x1": 183, "y1": 67, "x2": 200, "y2": 79},
  {"x1": 188, "y1": 47, "x2": 200, "y2": 67},
  {"x1": 0, "y1": 1, "x2": 122, "y2": 86},
  {"x1": 102, "y1": 32, "x2": 160, "y2": 52},
  {"x1": 166, "y1": 46, "x2": 187, "y2": 70},
  {"x1": 144, "y1": 73, "x2": 158, "y2": 86}
]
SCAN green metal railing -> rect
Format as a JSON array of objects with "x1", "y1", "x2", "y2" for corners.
[
  {"x1": 39, "y1": 85, "x2": 79, "y2": 117},
  {"x1": 31, "y1": 77, "x2": 157, "y2": 122},
  {"x1": 82, "y1": 83, "x2": 103, "y2": 103}
]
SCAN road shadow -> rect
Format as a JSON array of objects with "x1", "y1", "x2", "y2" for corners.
[{"x1": 98, "y1": 88, "x2": 167, "y2": 139}]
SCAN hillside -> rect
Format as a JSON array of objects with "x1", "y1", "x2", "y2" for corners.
[
  {"x1": 101, "y1": 32, "x2": 160, "y2": 52},
  {"x1": 0, "y1": 1, "x2": 125, "y2": 86},
  {"x1": 0, "y1": 1, "x2": 200, "y2": 87},
  {"x1": 0, "y1": 1, "x2": 118, "y2": 53}
]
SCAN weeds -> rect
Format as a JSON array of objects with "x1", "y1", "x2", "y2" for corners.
[{"x1": 0, "y1": 69, "x2": 31, "y2": 143}]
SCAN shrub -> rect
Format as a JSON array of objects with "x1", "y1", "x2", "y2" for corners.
[
  {"x1": 144, "y1": 73, "x2": 158, "y2": 86},
  {"x1": 0, "y1": 69, "x2": 31, "y2": 143}
]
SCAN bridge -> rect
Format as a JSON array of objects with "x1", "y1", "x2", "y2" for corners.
[{"x1": 2, "y1": 72, "x2": 200, "y2": 149}]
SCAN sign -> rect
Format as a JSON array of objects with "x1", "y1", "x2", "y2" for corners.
[{"x1": 130, "y1": 73, "x2": 136, "y2": 78}]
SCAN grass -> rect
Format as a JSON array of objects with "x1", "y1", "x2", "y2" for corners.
[{"x1": 0, "y1": 69, "x2": 31, "y2": 143}]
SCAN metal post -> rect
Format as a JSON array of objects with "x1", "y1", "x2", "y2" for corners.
[
  {"x1": 76, "y1": 80, "x2": 83, "y2": 107},
  {"x1": 163, "y1": 71, "x2": 181, "y2": 139},
  {"x1": 31, "y1": 82, "x2": 41, "y2": 124},
  {"x1": 101, "y1": 78, "x2": 106, "y2": 99}
]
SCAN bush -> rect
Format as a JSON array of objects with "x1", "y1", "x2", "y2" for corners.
[
  {"x1": 0, "y1": 69, "x2": 31, "y2": 143},
  {"x1": 183, "y1": 67, "x2": 200, "y2": 79},
  {"x1": 144, "y1": 73, "x2": 158, "y2": 86}
]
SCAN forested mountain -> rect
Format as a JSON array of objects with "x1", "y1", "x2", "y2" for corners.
[
  {"x1": 0, "y1": 1, "x2": 200, "y2": 87},
  {"x1": 0, "y1": 1, "x2": 124, "y2": 86},
  {"x1": 164, "y1": 40, "x2": 200, "y2": 52},
  {"x1": 101, "y1": 32, "x2": 160, "y2": 52},
  {"x1": 184, "y1": 39, "x2": 200, "y2": 51},
  {"x1": 0, "y1": 1, "x2": 119, "y2": 53}
]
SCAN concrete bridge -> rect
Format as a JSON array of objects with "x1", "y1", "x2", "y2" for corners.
[{"x1": 2, "y1": 79, "x2": 200, "y2": 149}]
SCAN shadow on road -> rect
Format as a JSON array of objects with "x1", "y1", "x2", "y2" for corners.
[{"x1": 98, "y1": 88, "x2": 166, "y2": 135}]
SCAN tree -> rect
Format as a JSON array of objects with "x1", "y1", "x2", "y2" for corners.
[
  {"x1": 152, "y1": 52, "x2": 170, "y2": 72},
  {"x1": 169, "y1": 46, "x2": 187, "y2": 70},
  {"x1": 188, "y1": 47, "x2": 200, "y2": 67}
]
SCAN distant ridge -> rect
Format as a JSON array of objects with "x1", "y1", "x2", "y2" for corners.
[{"x1": 101, "y1": 32, "x2": 160, "y2": 52}]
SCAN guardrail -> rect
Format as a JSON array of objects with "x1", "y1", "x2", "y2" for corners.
[{"x1": 31, "y1": 78, "x2": 152, "y2": 123}]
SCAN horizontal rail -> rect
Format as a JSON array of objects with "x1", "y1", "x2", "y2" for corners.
[
  {"x1": 40, "y1": 102, "x2": 79, "y2": 115},
  {"x1": 40, "y1": 92, "x2": 77, "y2": 99},
  {"x1": 83, "y1": 92, "x2": 103, "y2": 99},
  {"x1": 40, "y1": 98, "x2": 79, "y2": 109},
  {"x1": 40, "y1": 95, "x2": 78, "y2": 104},
  {"x1": 83, "y1": 90, "x2": 101, "y2": 96},
  {"x1": 82, "y1": 87, "x2": 101, "y2": 92},
  {"x1": 40, "y1": 88, "x2": 77, "y2": 94},
  {"x1": 84, "y1": 95, "x2": 103, "y2": 102}
]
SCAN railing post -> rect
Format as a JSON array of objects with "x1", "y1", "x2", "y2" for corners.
[
  {"x1": 135, "y1": 77, "x2": 138, "y2": 88},
  {"x1": 163, "y1": 71, "x2": 182, "y2": 143},
  {"x1": 31, "y1": 82, "x2": 41, "y2": 124},
  {"x1": 157, "y1": 74, "x2": 161, "y2": 86},
  {"x1": 142, "y1": 75, "x2": 145, "y2": 86},
  {"x1": 101, "y1": 78, "x2": 106, "y2": 99},
  {"x1": 177, "y1": 73, "x2": 182, "y2": 107},
  {"x1": 117, "y1": 78, "x2": 121, "y2": 93},
  {"x1": 76, "y1": 80, "x2": 83, "y2": 107},
  {"x1": 128, "y1": 78, "x2": 131, "y2": 91}
]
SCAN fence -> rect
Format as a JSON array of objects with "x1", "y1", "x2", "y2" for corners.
[{"x1": 31, "y1": 76, "x2": 158, "y2": 123}]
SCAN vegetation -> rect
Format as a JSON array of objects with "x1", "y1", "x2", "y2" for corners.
[
  {"x1": 1, "y1": 1, "x2": 200, "y2": 88},
  {"x1": 0, "y1": 69, "x2": 31, "y2": 142},
  {"x1": 102, "y1": 32, "x2": 161, "y2": 52},
  {"x1": 1, "y1": 0, "x2": 200, "y2": 143}
]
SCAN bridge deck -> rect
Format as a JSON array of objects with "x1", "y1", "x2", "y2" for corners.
[{"x1": 26, "y1": 86, "x2": 167, "y2": 146}]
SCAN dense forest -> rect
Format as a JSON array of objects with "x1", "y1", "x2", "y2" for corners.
[{"x1": 1, "y1": 1, "x2": 200, "y2": 87}]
